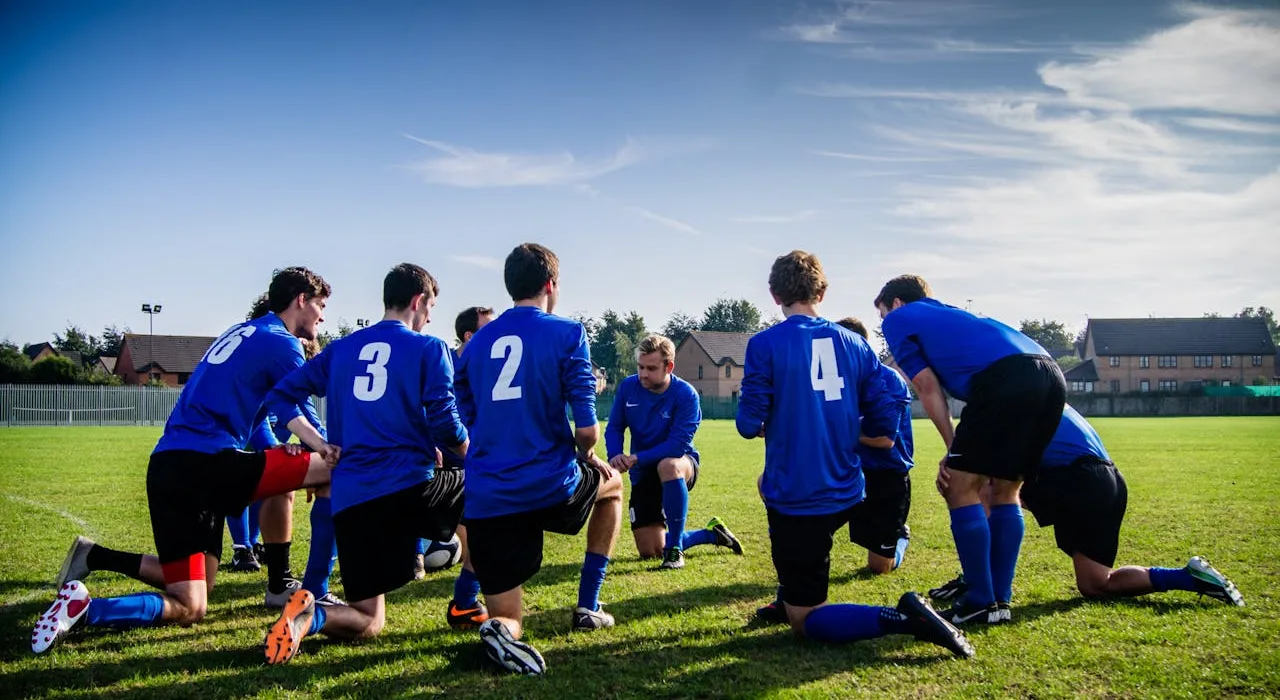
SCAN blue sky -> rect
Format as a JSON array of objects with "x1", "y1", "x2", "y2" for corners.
[{"x1": 2, "y1": 0, "x2": 1277, "y2": 348}]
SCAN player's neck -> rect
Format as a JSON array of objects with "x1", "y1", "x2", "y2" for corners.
[
  {"x1": 382, "y1": 309, "x2": 414, "y2": 327},
  {"x1": 514, "y1": 296, "x2": 550, "y2": 313},
  {"x1": 645, "y1": 377, "x2": 672, "y2": 395},
  {"x1": 781, "y1": 302, "x2": 820, "y2": 319},
  {"x1": 276, "y1": 310, "x2": 303, "y2": 337}
]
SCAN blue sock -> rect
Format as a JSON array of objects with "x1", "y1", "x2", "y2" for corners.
[
  {"x1": 894, "y1": 536, "x2": 909, "y2": 570},
  {"x1": 415, "y1": 538, "x2": 428, "y2": 556},
  {"x1": 680, "y1": 529, "x2": 717, "y2": 550},
  {"x1": 227, "y1": 507, "x2": 251, "y2": 548},
  {"x1": 988, "y1": 504, "x2": 1024, "y2": 603},
  {"x1": 950, "y1": 503, "x2": 995, "y2": 607},
  {"x1": 302, "y1": 497, "x2": 336, "y2": 597},
  {"x1": 577, "y1": 552, "x2": 610, "y2": 611},
  {"x1": 453, "y1": 568, "x2": 481, "y2": 608},
  {"x1": 662, "y1": 479, "x2": 689, "y2": 551},
  {"x1": 308, "y1": 603, "x2": 327, "y2": 636},
  {"x1": 802, "y1": 604, "x2": 888, "y2": 643},
  {"x1": 85, "y1": 593, "x2": 165, "y2": 629},
  {"x1": 248, "y1": 501, "x2": 263, "y2": 544},
  {"x1": 1149, "y1": 566, "x2": 1196, "y2": 592}
]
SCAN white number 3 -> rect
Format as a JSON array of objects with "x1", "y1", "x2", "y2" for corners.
[
  {"x1": 491, "y1": 336, "x2": 524, "y2": 401},
  {"x1": 810, "y1": 337, "x2": 845, "y2": 401},
  {"x1": 353, "y1": 342, "x2": 391, "y2": 402}
]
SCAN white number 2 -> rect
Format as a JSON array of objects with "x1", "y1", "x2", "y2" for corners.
[
  {"x1": 810, "y1": 337, "x2": 845, "y2": 401},
  {"x1": 491, "y1": 335, "x2": 523, "y2": 401},
  {"x1": 353, "y1": 342, "x2": 391, "y2": 402},
  {"x1": 205, "y1": 325, "x2": 256, "y2": 365}
]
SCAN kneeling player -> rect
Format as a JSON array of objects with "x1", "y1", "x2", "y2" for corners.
[
  {"x1": 737, "y1": 251, "x2": 972, "y2": 659},
  {"x1": 929, "y1": 406, "x2": 1244, "y2": 607},
  {"x1": 34, "y1": 267, "x2": 337, "y2": 654},
  {"x1": 605, "y1": 334, "x2": 742, "y2": 570},
  {"x1": 259, "y1": 263, "x2": 475, "y2": 664}
]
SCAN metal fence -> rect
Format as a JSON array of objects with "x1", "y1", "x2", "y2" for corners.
[{"x1": 1, "y1": 384, "x2": 185, "y2": 426}]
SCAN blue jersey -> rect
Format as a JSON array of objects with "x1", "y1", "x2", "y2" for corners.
[
  {"x1": 456, "y1": 306, "x2": 597, "y2": 519},
  {"x1": 266, "y1": 319, "x2": 467, "y2": 514},
  {"x1": 246, "y1": 398, "x2": 327, "y2": 451},
  {"x1": 155, "y1": 314, "x2": 307, "y2": 455},
  {"x1": 881, "y1": 298, "x2": 1048, "y2": 401},
  {"x1": 736, "y1": 315, "x2": 897, "y2": 516},
  {"x1": 1040, "y1": 405, "x2": 1110, "y2": 468},
  {"x1": 854, "y1": 364, "x2": 914, "y2": 472},
  {"x1": 605, "y1": 374, "x2": 701, "y2": 483},
  {"x1": 440, "y1": 348, "x2": 467, "y2": 470}
]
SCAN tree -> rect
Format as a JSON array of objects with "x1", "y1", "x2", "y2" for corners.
[
  {"x1": 1237, "y1": 306, "x2": 1279, "y2": 345},
  {"x1": 29, "y1": 356, "x2": 82, "y2": 385},
  {"x1": 759, "y1": 314, "x2": 782, "y2": 331},
  {"x1": 0, "y1": 341, "x2": 31, "y2": 383},
  {"x1": 54, "y1": 324, "x2": 97, "y2": 358},
  {"x1": 1018, "y1": 319, "x2": 1073, "y2": 356},
  {"x1": 661, "y1": 312, "x2": 700, "y2": 344},
  {"x1": 701, "y1": 298, "x2": 762, "y2": 334},
  {"x1": 572, "y1": 313, "x2": 602, "y2": 347},
  {"x1": 588, "y1": 310, "x2": 649, "y2": 386},
  {"x1": 98, "y1": 325, "x2": 127, "y2": 358}
]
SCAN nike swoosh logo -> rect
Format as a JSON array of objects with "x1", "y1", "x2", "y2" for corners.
[
  {"x1": 450, "y1": 605, "x2": 482, "y2": 616},
  {"x1": 626, "y1": 403, "x2": 638, "y2": 407},
  {"x1": 880, "y1": 543, "x2": 897, "y2": 550}
]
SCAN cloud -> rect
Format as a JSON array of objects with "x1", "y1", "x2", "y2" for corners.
[
  {"x1": 731, "y1": 210, "x2": 818, "y2": 224},
  {"x1": 1175, "y1": 116, "x2": 1280, "y2": 135},
  {"x1": 810, "y1": 149, "x2": 950, "y2": 163},
  {"x1": 448, "y1": 255, "x2": 503, "y2": 271},
  {"x1": 625, "y1": 206, "x2": 702, "y2": 236}
]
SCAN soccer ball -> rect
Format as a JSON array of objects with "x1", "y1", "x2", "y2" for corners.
[{"x1": 422, "y1": 534, "x2": 462, "y2": 572}]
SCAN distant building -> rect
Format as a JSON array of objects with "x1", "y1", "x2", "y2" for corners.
[
  {"x1": 675, "y1": 331, "x2": 750, "y2": 399},
  {"x1": 1077, "y1": 317, "x2": 1276, "y2": 393},
  {"x1": 116, "y1": 334, "x2": 217, "y2": 386}
]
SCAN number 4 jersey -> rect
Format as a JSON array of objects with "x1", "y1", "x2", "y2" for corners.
[
  {"x1": 265, "y1": 319, "x2": 467, "y2": 514},
  {"x1": 455, "y1": 306, "x2": 598, "y2": 519},
  {"x1": 736, "y1": 315, "x2": 898, "y2": 516},
  {"x1": 155, "y1": 313, "x2": 307, "y2": 456}
]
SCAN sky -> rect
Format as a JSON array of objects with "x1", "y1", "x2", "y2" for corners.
[{"x1": 2, "y1": 0, "x2": 1277, "y2": 349}]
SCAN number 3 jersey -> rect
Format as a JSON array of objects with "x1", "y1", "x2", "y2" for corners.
[
  {"x1": 155, "y1": 313, "x2": 307, "y2": 456},
  {"x1": 736, "y1": 315, "x2": 897, "y2": 516},
  {"x1": 265, "y1": 319, "x2": 467, "y2": 514},
  {"x1": 455, "y1": 306, "x2": 598, "y2": 519}
]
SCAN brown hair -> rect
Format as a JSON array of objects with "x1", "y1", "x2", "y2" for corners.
[
  {"x1": 267, "y1": 267, "x2": 331, "y2": 314},
  {"x1": 835, "y1": 317, "x2": 868, "y2": 339},
  {"x1": 636, "y1": 334, "x2": 676, "y2": 365},
  {"x1": 455, "y1": 306, "x2": 495, "y2": 343},
  {"x1": 504, "y1": 243, "x2": 559, "y2": 301},
  {"x1": 246, "y1": 293, "x2": 270, "y2": 321},
  {"x1": 384, "y1": 263, "x2": 438, "y2": 310},
  {"x1": 874, "y1": 275, "x2": 932, "y2": 309},
  {"x1": 768, "y1": 250, "x2": 828, "y2": 306}
]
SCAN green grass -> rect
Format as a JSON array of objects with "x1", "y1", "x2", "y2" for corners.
[{"x1": 1, "y1": 418, "x2": 1278, "y2": 699}]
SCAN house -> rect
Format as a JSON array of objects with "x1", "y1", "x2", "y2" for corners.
[
  {"x1": 675, "y1": 331, "x2": 751, "y2": 399},
  {"x1": 94, "y1": 356, "x2": 117, "y2": 375},
  {"x1": 23, "y1": 342, "x2": 58, "y2": 364},
  {"x1": 116, "y1": 334, "x2": 217, "y2": 386},
  {"x1": 1079, "y1": 317, "x2": 1276, "y2": 393}
]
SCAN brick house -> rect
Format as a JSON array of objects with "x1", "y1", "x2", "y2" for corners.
[
  {"x1": 674, "y1": 331, "x2": 751, "y2": 399},
  {"x1": 1075, "y1": 318, "x2": 1276, "y2": 393},
  {"x1": 116, "y1": 334, "x2": 217, "y2": 386}
]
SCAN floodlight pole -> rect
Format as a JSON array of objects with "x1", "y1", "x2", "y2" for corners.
[{"x1": 141, "y1": 303, "x2": 162, "y2": 385}]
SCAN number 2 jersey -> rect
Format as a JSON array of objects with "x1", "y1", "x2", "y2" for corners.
[
  {"x1": 265, "y1": 319, "x2": 467, "y2": 514},
  {"x1": 155, "y1": 313, "x2": 307, "y2": 456},
  {"x1": 736, "y1": 315, "x2": 897, "y2": 516},
  {"x1": 455, "y1": 306, "x2": 598, "y2": 519}
]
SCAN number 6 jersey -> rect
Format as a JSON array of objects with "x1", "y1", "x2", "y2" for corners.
[{"x1": 454, "y1": 306, "x2": 598, "y2": 519}]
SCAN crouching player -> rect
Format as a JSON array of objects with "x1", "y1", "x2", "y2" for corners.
[
  {"x1": 737, "y1": 251, "x2": 972, "y2": 659},
  {"x1": 929, "y1": 406, "x2": 1244, "y2": 607},
  {"x1": 259, "y1": 263, "x2": 473, "y2": 664},
  {"x1": 34, "y1": 267, "x2": 337, "y2": 654}
]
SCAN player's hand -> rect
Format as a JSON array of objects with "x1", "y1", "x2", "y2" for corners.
[
  {"x1": 608, "y1": 455, "x2": 630, "y2": 472},
  {"x1": 936, "y1": 461, "x2": 951, "y2": 496},
  {"x1": 305, "y1": 487, "x2": 317, "y2": 503},
  {"x1": 435, "y1": 448, "x2": 444, "y2": 469},
  {"x1": 318, "y1": 443, "x2": 341, "y2": 467},
  {"x1": 281, "y1": 443, "x2": 306, "y2": 456},
  {"x1": 582, "y1": 452, "x2": 617, "y2": 480}
]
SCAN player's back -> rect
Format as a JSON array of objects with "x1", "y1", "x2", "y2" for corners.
[
  {"x1": 882, "y1": 298, "x2": 1048, "y2": 400},
  {"x1": 457, "y1": 306, "x2": 596, "y2": 518},
  {"x1": 739, "y1": 315, "x2": 889, "y2": 515},
  {"x1": 323, "y1": 320, "x2": 464, "y2": 511},
  {"x1": 1040, "y1": 405, "x2": 1110, "y2": 468},
  {"x1": 156, "y1": 313, "x2": 302, "y2": 454}
]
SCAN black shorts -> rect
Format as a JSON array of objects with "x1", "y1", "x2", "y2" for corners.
[
  {"x1": 948, "y1": 354, "x2": 1066, "y2": 482},
  {"x1": 848, "y1": 470, "x2": 911, "y2": 558},
  {"x1": 767, "y1": 504, "x2": 858, "y2": 608},
  {"x1": 333, "y1": 470, "x2": 465, "y2": 602},
  {"x1": 1020, "y1": 458, "x2": 1127, "y2": 567},
  {"x1": 466, "y1": 462, "x2": 601, "y2": 596},
  {"x1": 628, "y1": 455, "x2": 700, "y2": 530},
  {"x1": 146, "y1": 449, "x2": 267, "y2": 565}
]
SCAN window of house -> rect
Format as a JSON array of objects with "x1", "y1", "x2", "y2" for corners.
[
  {"x1": 1139, "y1": 356, "x2": 1150, "y2": 369},
  {"x1": 1252, "y1": 355, "x2": 1263, "y2": 366},
  {"x1": 1159, "y1": 379, "x2": 1177, "y2": 391},
  {"x1": 1108, "y1": 356, "x2": 1120, "y2": 367},
  {"x1": 1139, "y1": 379, "x2": 1150, "y2": 392},
  {"x1": 1110, "y1": 380, "x2": 1120, "y2": 393},
  {"x1": 1222, "y1": 380, "x2": 1231, "y2": 387},
  {"x1": 731, "y1": 390, "x2": 738, "y2": 401},
  {"x1": 1070, "y1": 381, "x2": 1086, "y2": 392},
  {"x1": 1158, "y1": 355, "x2": 1177, "y2": 368},
  {"x1": 724, "y1": 364, "x2": 731, "y2": 378},
  {"x1": 1222, "y1": 356, "x2": 1233, "y2": 367},
  {"x1": 697, "y1": 365, "x2": 703, "y2": 379},
  {"x1": 1194, "y1": 355, "x2": 1213, "y2": 368},
  {"x1": 177, "y1": 373, "x2": 191, "y2": 384}
]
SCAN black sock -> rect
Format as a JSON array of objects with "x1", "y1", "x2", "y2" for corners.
[
  {"x1": 86, "y1": 544, "x2": 143, "y2": 578},
  {"x1": 264, "y1": 542, "x2": 292, "y2": 593}
]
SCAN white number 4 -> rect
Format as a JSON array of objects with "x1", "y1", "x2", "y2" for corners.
[
  {"x1": 811, "y1": 337, "x2": 845, "y2": 401},
  {"x1": 353, "y1": 342, "x2": 391, "y2": 402},
  {"x1": 491, "y1": 335, "x2": 523, "y2": 401}
]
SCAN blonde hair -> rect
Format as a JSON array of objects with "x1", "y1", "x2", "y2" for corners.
[{"x1": 636, "y1": 334, "x2": 676, "y2": 365}]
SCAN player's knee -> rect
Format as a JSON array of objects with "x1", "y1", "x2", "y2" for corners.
[
  {"x1": 596, "y1": 473, "x2": 624, "y2": 501},
  {"x1": 638, "y1": 543, "x2": 663, "y2": 559},
  {"x1": 358, "y1": 616, "x2": 385, "y2": 639},
  {"x1": 174, "y1": 602, "x2": 208, "y2": 626},
  {"x1": 867, "y1": 557, "x2": 894, "y2": 575},
  {"x1": 1076, "y1": 573, "x2": 1110, "y2": 598},
  {"x1": 657, "y1": 458, "x2": 681, "y2": 481}
]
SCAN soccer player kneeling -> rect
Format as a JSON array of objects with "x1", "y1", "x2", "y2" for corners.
[{"x1": 736, "y1": 251, "x2": 972, "y2": 659}]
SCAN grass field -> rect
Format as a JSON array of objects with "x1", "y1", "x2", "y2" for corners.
[{"x1": 1, "y1": 418, "x2": 1278, "y2": 699}]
